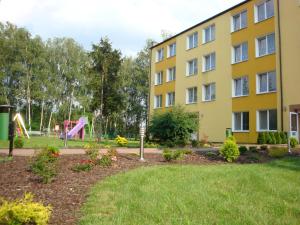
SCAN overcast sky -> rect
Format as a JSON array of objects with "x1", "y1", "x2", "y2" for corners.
[{"x1": 0, "y1": 0, "x2": 244, "y2": 56}]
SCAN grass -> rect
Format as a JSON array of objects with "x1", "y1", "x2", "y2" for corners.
[
  {"x1": 0, "y1": 136, "x2": 141, "y2": 149},
  {"x1": 80, "y1": 157, "x2": 300, "y2": 225}
]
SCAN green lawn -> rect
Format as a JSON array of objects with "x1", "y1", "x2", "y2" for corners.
[
  {"x1": 0, "y1": 136, "x2": 141, "y2": 149},
  {"x1": 80, "y1": 157, "x2": 300, "y2": 225}
]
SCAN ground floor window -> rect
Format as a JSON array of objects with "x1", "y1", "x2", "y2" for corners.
[
  {"x1": 257, "y1": 109, "x2": 277, "y2": 131},
  {"x1": 166, "y1": 92, "x2": 175, "y2": 107},
  {"x1": 233, "y1": 112, "x2": 249, "y2": 131},
  {"x1": 154, "y1": 95, "x2": 162, "y2": 109}
]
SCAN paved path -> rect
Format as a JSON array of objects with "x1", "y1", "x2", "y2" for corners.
[{"x1": 0, "y1": 148, "x2": 161, "y2": 156}]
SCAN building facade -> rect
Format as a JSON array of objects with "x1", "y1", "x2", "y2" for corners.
[{"x1": 149, "y1": 0, "x2": 300, "y2": 144}]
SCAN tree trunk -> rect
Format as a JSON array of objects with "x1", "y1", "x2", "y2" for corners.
[
  {"x1": 39, "y1": 99, "x2": 45, "y2": 133},
  {"x1": 47, "y1": 111, "x2": 53, "y2": 136},
  {"x1": 68, "y1": 88, "x2": 74, "y2": 122}
]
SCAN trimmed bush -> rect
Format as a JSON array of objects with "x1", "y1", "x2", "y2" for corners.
[
  {"x1": 268, "y1": 147, "x2": 288, "y2": 158},
  {"x1": 162, "y1": 149, "x2": 187, "y2": 162},
  {"x1": 226, "y1": 135, "x2": 236, "y2": 143},
  {"x1": 265, "y1": 132, "x2": 272, "y2": 144},
  {"x1": 115, "y1": 135, "x2": 128, "y2": 147},
  {"x1": 162, "y1": 149, "x2": 173, "y2": 162},
  {"x1": 269, "y1": 132, "x2": 276, "y2": 144},
  {"x1": 257, "y1": 132, "x2": 266, "y2": 144},
  {"x1": 274, "y1": 132, "x2": 282, "y2": 144},
  {"x1": 0, "y1": 193, "x2": 51, "y2": 225},
  {"x1": 290, "y1": 137, "x2": 299, "y2": 148},
  {"x1": 84, "y1": 143, "x2": 99, "y2": 162},
  {"x1": 238, "y1": 146, "x2": 248, "y2": 155},
  {"x1": 14, "y1": 137, "x2": 24, "y2": 148},
  {"x1": 280, "y1": 132, "x2": 288, "y2": 144},
  {"x1": 219, "y1": 140, "x2": 240, "y2": 162}
]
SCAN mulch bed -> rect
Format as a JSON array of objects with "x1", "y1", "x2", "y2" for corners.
[{"x1": 0, "y1": 153, "x2": 222, "y2": 225}]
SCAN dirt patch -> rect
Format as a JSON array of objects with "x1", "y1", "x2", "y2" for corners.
[{"x1": 0, "y1": 153, "x2": 221, "y2": 225}]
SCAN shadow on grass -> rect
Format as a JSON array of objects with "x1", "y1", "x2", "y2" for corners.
[{"x1": 266, "y1": 156, "x2": 300, "y2": 172}]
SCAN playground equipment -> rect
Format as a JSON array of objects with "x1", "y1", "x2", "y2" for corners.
[
  {"x1": 0, "y1": 105, "x2": 15, "y2": 156},
  {"x1": 13, "y1": 113, "x2": 30, "y2": 139},
  {"x1": 62, "y1": 117, "x2": 88, "y2": 140}
]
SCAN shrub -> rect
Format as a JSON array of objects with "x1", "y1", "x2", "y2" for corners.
[
  {"x1": 219, "y1": 140, "x2": 240, "y2": 162},
  {"x1": 183, "y1": 149, "x2": 193, "y2": 155},
  {"x1": 149, "y1": 106, "x2": 198, "y2": 146},
  {"x1": 205, "y1": 151, "x2": 218, "y2": 158},
  {"x1": 249, "y1": 146, "x2": 258, "y2": 152},
  {"x1": 98, "y1": 155, "x2": 112, "y2": 167},
  {"x1": 265, "y1": 132, "x2": 272, "y2": 144},
  {"x1": 257, "y1": 132, "x2": 266, "y2": 144},
  {"x1": 162, "y1": 149, "x2": 185, "y2": 162},
  {"x1": 238, "y1": 146, "x2": 248, "y2": 155},
  {"x1": 164, "y1": 140, "x2": 176, "y2": 148},
  {"x1": 290, "y1": 137, "x2": 299, "y2": 148},
  {"x1": 268, "y1": 147, "x2": 288, "y2": 158},
  {"x1": 144, "y1": 142, "x2": 158, "y2": 148},
  {"x1": 226, "y1": 135, "x2": 236, "y2": 143},
  {"x1": 0, "y1": 193, "x2": 51, "y2": 225},
  {"x1": 173, "y1": 150, "x2": 184, "y2": 160},
  {"x1": 174, "y1": 139, "x2": 188, "y2": 147},
  {"x1": 162, "y1": 149, "x2": 173, "y2": 162},
  {"x1": 14, "y1": 137, "x2": 24, "y2": 148},
  {"x1": 274, "y1": 132, "x2": 282, "y2": 144},
  {"x1": 280, "y1": 132, "x2": 288, "y2": 144},
  {"x1": 191, "y1": 140, "x2": 199, "y2": 148},
  {"x1": 115, "y1": 135, "x2": 128, "y2": 147},
  {"x1": 72, "y1": 161, "x2": 93, "y2": 172},
  {"x1": 269, "y1": 132, "x2": 276, "y2": 144},
  {"x1": 84, "y1": 143, "x2": 99, "y2": 162}
]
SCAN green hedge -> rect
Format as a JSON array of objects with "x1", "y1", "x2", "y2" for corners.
[{"x1": 257, "y1": 132, "x2": 288, "y2": 145}]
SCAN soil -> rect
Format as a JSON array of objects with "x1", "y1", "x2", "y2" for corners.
[{"x1": 0, "y1": 153, "x2": 222, "y2": 225}]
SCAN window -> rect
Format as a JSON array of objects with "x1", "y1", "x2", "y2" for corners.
[
  {"x1": 203, "y1": 83, "x2": 216, "y2": 101},
  {"x1": 186, "y1": 87, "x2": 197, "y2": 104},
  {"x1": 257, "y1": 71, "x2": 276, "y2": 93},
  {"x1": 203, "y1": 24, "x2": 215, "y2": 44},
  {"x1": 167, "y1": 67, "x2": 176, "y2": 82},
  {"x1": 255, "y1": 0, "x2": 274, "y2": 23},
  {"x1": 232, "y1": 42, "x2": 248, "y2": 63},
  {"x1": 187, "y1": 32, "x2": 198, "y2": 49},
  {"x1": 232, "y1": 11, "x2": 247, "y2": 32},
  {"x1": 155, "y1": 71, "x2": 163, "y2": 85},
  {"x1": 233, "y1": 112, "x2": 249, "y2": 131},
  {"x1": 156, "y1": 48, "x2": 164, "y2": 62},
  {"x1": 186, "y1": 58, "x2": 198, "y2": 76},
  {"x1": 166, "y1": 92, "x2": 175, "y2": 107},
  {"x1": 154, "y1": 95, "x2": 162, "y2": 109},
  {"x1": 256, "y1": 33, "x2": 275, "y2": 57},
  {"x1": 233, "y1": 76, "x2": 249, "y2": 97},
  {"x1": 257, "y1": 109, "x2": 277, "y2": 131},
  {"x1": 168, "y1": 43, "x2": 176, "y2": 57},
  {"x1": 203, "y1": 52, "x2": 216, "y2": 72}
]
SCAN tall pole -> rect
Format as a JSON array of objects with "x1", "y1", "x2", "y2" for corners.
[{"x1": 139, "y1": 123, "x2": 145, "y2": 161}]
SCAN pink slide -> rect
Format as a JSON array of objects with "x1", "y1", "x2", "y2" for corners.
[{"x1": 67, "y1": 117, "x2": 87, "y2": 139}]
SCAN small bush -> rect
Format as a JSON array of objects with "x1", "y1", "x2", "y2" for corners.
[
  {"x1": 84, "y1": 143, "x2": 99, "y2": 162},
  {"x1": 162, "y1": 149, "x2": 173, "y2": 162},
  {"x1": 98, "y1": 155, "x2": 112, "y2": 167},
  {"x1": 219, "y1": 140, "x2": 240, "y2": 162},
  {"x1": 226, "y1": 135, "x2": 236, "y2": 143},
  {"x1": 0, "y1": 193, "x2": 51, "y2": 225},
  {"x1": 115, "y1": 135, "x2": 128, "y2": 147},
  {"x1": 14, "y1": 137, "x2": 24, "y2": 148},
  {"x1": 183, "y1": 149, "x2": 193, "y2": 155},
  {"x1": 269, "y1": 132, "x2": 276, "y2": 144},
  {"x1": 175, "y1": 139, "x2": 187, "y2": 147},
  {"x1": 173, "y1": 150, "x2": 184, "y2": 160},
  {"x1": 280, "y1": 132, "x2": 288, "y2": 144},
  {"x1": 268, "y1": 147, "x2": 288, "y2": 158},
  {"x1": 265, "y1": 132, "x2": 272, "y2": 144},
  {"x1": 257, "y1": 132, "x2": 266, "y2": 144},
  {"x1": 238, "y1": 146, "x2": 248, "y2": 155},
  {"x1": 249, "y1": 146, "x2": 258, "y2": 152},
  {"x1": 162, "y1": 149, "x2": 186, "y2": 161},
  {"x1": 290, "y1": 137, "x2": 299, "y2": 148},
  {"x1": 274, "y1": 132, "x2": 282, "y2": 144},
  {"x1": 72, "y1": 161, "x2": 93, "y2": 172},
  {"x1": 205, "y1": 151, "x2": 218, "y2": 158},
  {"x1": 144, "y1": 142, "x2": 158, "y2": 148},
  {"x1": 191, "y1": 140, "x2": 200, "y2": 148}
]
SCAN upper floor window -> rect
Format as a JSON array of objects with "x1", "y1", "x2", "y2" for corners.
[
  {"x1": 256, "y1": 33, "x2": 275, "y2": 57},
  {"x1": 255, "y1": 0, "x2": 274, "y2": 23},
  {"x1": 203, "y1": 52, "x2": 216, "y2": 72},
  {"x1": 166, "y1": 92, "x2": 175, "y2": 107},
  {"x1": 233, "y1": 112, "x2": 249, "y2": 132},
  {"x1": 167, "y1": 67, "x2": 176, "y2": 82},
  {"x1": 233, "y1": 76, "x2": 249, "y2": 97},
  {"x1": 187, "y1": 32, "x2": 198, "y2": 49},
  {"x1": 155, "y1": 71, "x2": 163, "y2": 85},
  {"x1": 186, "y1": 87, "x2": 197, "y2": 104},
  {"x1": 232, "y1": 11, "x2": 247, "y2": 32},
  {"x1": 257, "y1": 109, "x2": 277, "y2": 131},
  {"x1": 232, "y1": 42, "x2": 248, "y2": 63},
  {"x1": 257, "y1": 71, "x2": 276, "y2": 94},
  {"x1": 154, "y1": 95, "x2": 162, "y2": 109},
  {"x1": 156, "y1": 48, "x2": 164, "y2": 62},
  {"x1": 186, "y1": 58, "x2": 198, "y2": 76},
  {"x1": 203, "y1": 24, "x2": 215, "y2": 44},
  {"x1": 203, "y1": 83, "x2": 216, "y2": 102},
  {"x1": 168, "y1": 43, "x2": 176, "y2": 57}
]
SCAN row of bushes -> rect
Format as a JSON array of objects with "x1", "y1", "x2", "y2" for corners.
[{"x1": 257, "y1": 132, "x2": 288, "y2": 145}]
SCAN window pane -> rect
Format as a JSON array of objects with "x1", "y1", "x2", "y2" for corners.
[
  {"x1": 211, "y1": 83, "x2": 216, "y2": 100},
  {"x1": 189, "y1": 61, "x2": 193, "y2": 75},
  {"x1": 233, "y1": 15, "x2": 240, "y2": 31},
  {"x1": 259, "y1": 111, "x2": 268, "y2": 130},
  {"x1": 189, "y1": 36, "x2": 193, "y2": 49},
  {"x1": 259, "y1": 74, "x2": 268, "y2": 92},
  {"x1": 235, "y1": 45, "x2": 241, "y2": 62},
  {"x1": 211, "y1": 53, "x2": 216, "y2": 69},
  {"x1": 235, "y1": 79, "x2": 242, "y2": 96},
  {"x1": 211, "y1": 25, "x2": 215, "y2": 41},
  {"x1": 269, "y1": 109, "x2": 277, "y2": 130},
  {"x1": 241, "y1": 11, "x2": 247, "y2": 28},
  {"x1": 205, "y1": 56, "x2": 210, "y2": 71},
  {"x1": 242, "y1": 43, "x2": 248, "y2": 61},
  {"x1": 266, "y1": 0, "x2": 274, "y2": 18},
  {"x1": 193, "y1": 88, "x2": 197, "y2": 102},
  {"x1": 257, "y1": 3, "x2": 265, "y2": 22},
  {"x1": 194, "y1": 59, "x2": 198, "y2": 74},
  {"x1": 205, "y1": 85, "x2": 210, "y2": 101},
  {"x1": 258, "y1": 37, "x2": 266, "y2": 56},
  {"x1": 188, "y1": 89, "x2": 193, "y2": 103},
  {"x1": 243, "y1": 112, "x2": 249, "y2": 130},
  {"x1": 194, "y1": 33, "x2": 198, "y2": 47},
  {"x1": 234, "y1": 113, "x2": 242, "y2": 131},
  {"x1": 268, "y1": 71, "x2": 276, "y2": 92},
  {"x1": 242, "y1": 76, "x2": 249, "y2": 95},
  {"x1": 267, "y1": 33, "x2": 275, "y2": 54},
  {"x1": 205, "y1": 28, "x2": 210, "y2": 42}
]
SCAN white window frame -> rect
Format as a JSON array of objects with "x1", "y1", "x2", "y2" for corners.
[
  {"x1": 232, "y1": 76, "x2": 249, "y2": 97},
  {"x1": 167, "y1": 43, "x2": 176, "y2": 57},
  {"x1": 231, "y1": 10, "x2": 247, "y2": 32},
  {"x1": 255, "y1": 33, "x2": 275, "y2": 57},
  {"x1": 256, "y1": 109, "x2": 277, "y2": 132},
  {"x1": 154, "y1": 71, "x2": 163, "y2": 85},
  {"x1": 186, "y1": 87, "x2": 197, "y2": 104},
  {"x1": 254, "y1": 0, "x2": 274, "y2": 23},
  {"x1": 156, "y1": 48, "x2": 164, "y2": 62},
  {"x1": 165, "y1": 92, "x2": 175, "y2": 107},
  {"x1": 256, "y1": 71, "x2": 276, "y2": 94},
  {"x1": 232, "y1": 112, "x2": 250, "y2": 132},
  {"x1": 202, "y1": 83, "x2": 216, "y2": 102},
  {"x1": 232, "y1": 42, "x2": 248, "y2": 64},
  {"x1": 167, "y1": 67, "x2": 176, "y2": 82},
  {"x1": 186, "y1": 32, "x2": 198, "y2": 50},
  {"x1": 202, "y1": 52, "x2": 216, "y2": 72},
  {"x1": 186, "y1": 58, "x2": 198, "y2": 76},
  {"x1": 202, "y1": 24, "x2": 215, "y2": 44},
  {"x1": 154, "y1": 95, "x2": 162, "y2": 109}
]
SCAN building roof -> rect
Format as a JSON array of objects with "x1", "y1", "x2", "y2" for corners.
[{"x1": 150, "y1": 0, "x2": 250, "y2": 49}]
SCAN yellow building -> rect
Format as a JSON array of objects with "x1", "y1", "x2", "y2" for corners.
[{"x1": 149, "y1": 0, "x2": 300, "y2": 144}]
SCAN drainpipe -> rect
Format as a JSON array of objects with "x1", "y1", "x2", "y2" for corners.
[{"x1": 277, "y1": 0, "x2": 284, "y2": 131}]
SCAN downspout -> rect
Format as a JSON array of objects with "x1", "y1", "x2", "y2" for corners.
[{"x1": 277, "y1": 0, "x2": 284, "y2": 131}]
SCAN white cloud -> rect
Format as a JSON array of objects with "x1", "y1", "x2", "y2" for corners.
[{"x1": 0, "y1": 0, "x2": 244, "y2": 56}]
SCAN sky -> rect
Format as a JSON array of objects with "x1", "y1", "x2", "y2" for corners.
[{"x1": 0, "y1": 0, "x2": 244, "y2": 57}]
